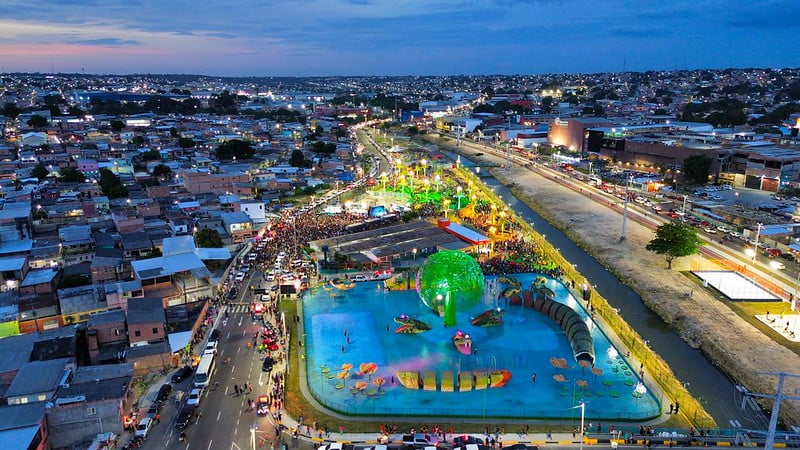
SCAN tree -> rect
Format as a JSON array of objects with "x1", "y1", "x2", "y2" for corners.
[
  {"x1": 177, "y1": 137, "x2": 195, "y2": 149},
  {"x1": 195, "y1": 228, "x2": 224, "y2": 248},
  {"x1": 541, "y1": 96, "x2": 554, "y2": 113},
  {"x1": 59, "y1": 167, "x2": 86, "y2": 183},
  {"x1": 110, "y1": 120, "x2": 125, "y2": 132},
  {"x1": 682, "y1": 155, "x2": 713, "y2": 185},
  {"x1": 646, "y1": 222, "x2": 704, "y2": 269},
  {"x1": 99, "y1": 168, "x2": 129, "y2": 199},
  {"x1": 289, "y1": 149, "x2": 310, "y2": 168},
  {"x1": 32, "y1": 164, "x2": 49, "y2": 181},
  {"x1": 26, "y1": 114, "x2": 48, "y2": 129},
  {"x1": 152, "y1": 164, "x2": 172, "y2": 178},
  {"x1": 59, "y1": 274, "x2": 91, "y2": 289},
  {"x1": 216, "y1": 139, "x2": 254, "y2": 160},
  {"x1": 131, "y1": 136, "x2": 146, "y2": 147},
  {"x1": 310, "y1": 141, "x2": 336, "y2": 155},
  {"x1": 141, "y1": 149, "x2": 161, "y2": 161},
  {"x1": 67, "y1": 105, "x2": 85, "y2": 117},
  {"x1": 1, "y1": 103, "x2": 21, "y2": 119}
]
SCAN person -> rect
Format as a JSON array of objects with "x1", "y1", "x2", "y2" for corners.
[
  {"x1": 180, "y1": 431, "x2": 187, "y2": 441},
  {"x1": 531, "y1": 373, "x2": 536, "y2": 382}
]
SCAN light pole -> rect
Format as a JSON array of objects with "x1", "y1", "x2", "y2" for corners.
[
  {"x1": 620, "y1": 176, "x2": 633, "y2": 242},
  {"x1": 456, "y1": 186, "x2": 463, "y2": 210},
  {"x1": 412, "y1": 248, "x2": 417, "y2": 264},
  {"x1": 682, "y1": 194, "x2": 688, "y2": 217},
  {"x1": 752, "y1": 223, "x2": 763, "y2": 262}
]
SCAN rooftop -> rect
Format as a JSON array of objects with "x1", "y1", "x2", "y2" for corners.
[
  {"x1": 126, "y1": 297, "x2": 166, "y2": 325},
  {"x1": 6, "y1": 358, "x2": 71, "y2": 398},
  {"x1": 87, "y1": 308, "x2": 127, "y2": 327},
  {"x1": 20, "y1": 269, "x2": 57, "y2": 287}
]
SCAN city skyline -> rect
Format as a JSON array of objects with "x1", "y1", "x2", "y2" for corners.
[{"x1": 1, "y1": 0, "x2": 799, "y2": 76}]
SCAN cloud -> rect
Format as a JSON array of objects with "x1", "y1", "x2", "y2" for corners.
[
  {"x1": 608, "y1": 27, "x2": 671, "y2": 39},
  {"x1": 204, "y1": 32, "x2": 238, "y2": 39},
  {"x1": 67, "y1": 37, "x2": 140, "y2": 46}
]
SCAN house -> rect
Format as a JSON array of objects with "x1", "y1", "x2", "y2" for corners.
[
  {"x1": 47, "y1": 363, "x2": 133, "y2": 448},
  {"x1": 6, "y1": 358, "x2": 74, "y2": 405},
  {"x1": 120, "y1": 232, "x2": 153, "y2": 259},
  {"x1": 129, "y1": 242, "x2": 215, "y2": 306},
  {"x1": 104, "y1": 279, "x2": 144, "y2": 311},
  {"x1": 111, "y1": 212, "x2": 145, "y2": 234},
  {"x1": 58, "y1": 284, "x2": 107, "y2": 324},
  {"x1": 90, "y1": 256, "x2": 125, "y2": 284},
  {"x1": 220, "y1": 211, "x2": 255, "y2": 244},
  {"x1": 19, "y1": 268, "x2": 58, "y2": 295},
  {"x1": 0, "y1": 402, "x2": 49, "y2": 450},
  {"x1": 239, "y1": 201, "x2": 267, "y2": 222},
  {"x1": 59, "y1": 225, "x2": 94, "y2": 253},
  {"x1": 86, "y1": 309, "x2": 128, "y2": 365},
  {"x1": 126, "y1": 297, "x2": 166, "y2": 347},
  {"x1": 0, "y1": 256, "x2": 29, "y2": 292}
]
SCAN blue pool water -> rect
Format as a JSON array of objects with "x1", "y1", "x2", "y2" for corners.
[{"x1": 302, "y1": 274, "x2": 661, "y2": 420}]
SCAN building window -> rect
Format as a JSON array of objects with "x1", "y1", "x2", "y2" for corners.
[
  {"x1": 134, "y1": 330, "x2": 141, "y2": 337},
  {"x1": 152, "y1": 327, "x2": 159, "y2": 334},
  {"x1": 87, "y1": 407, "x2": 97, "y2": 415}
]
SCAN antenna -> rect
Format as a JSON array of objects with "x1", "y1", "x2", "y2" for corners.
[{"x1": 743, "y1": 372, "x2": 800, "y2": 449}]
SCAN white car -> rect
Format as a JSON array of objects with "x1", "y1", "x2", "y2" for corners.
[
  {"x1": 186, "y1": 388, "x2": 202, "y2": 406},
  {"x1": 203, "y1": 341, "x2": 217, "y2": 355},
  {"x1": 703, "y1": 227, "x2": 717, "y2": 234},
  {"x1": 235, "y1": 272, "x2": 246, "y2": 282},
  {"x1": 267, "y1": 274, "x2": 275, "y2": 282},
  {"x1": 134, "y1": 417, "x2": 153, "y2": 438},
  {"x1": 771, "y1": 261, "x2": 786, "y2": 270}
]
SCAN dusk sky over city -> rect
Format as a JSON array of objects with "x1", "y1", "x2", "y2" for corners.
[{"x1": 1, "y1": 0, "x2": 799, "y2": 76}]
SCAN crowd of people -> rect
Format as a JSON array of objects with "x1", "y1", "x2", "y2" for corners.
[{"x1": 480, "y1": 238, "x2": 560, "y2": 276}]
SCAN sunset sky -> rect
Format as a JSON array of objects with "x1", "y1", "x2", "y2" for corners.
[{"x1": 0, "y1": 0, "x2": 797, "y2": 76}]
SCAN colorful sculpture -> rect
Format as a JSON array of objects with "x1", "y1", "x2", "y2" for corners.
[
  {"x1": 393, "y1": 315, "x2": 431, "y2": 334},
  {"x1": 471, "y1": 308, "x2": 505, "y2": 327},
  {"x1": 417, "y1": 250, "x2": 484, "y2": 326},
  {"x1": 452, "y1": 330, "x2": 472, "y2": 355}
]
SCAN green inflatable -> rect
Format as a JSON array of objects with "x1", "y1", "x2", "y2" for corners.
[{"x1": 416, "y1": 250, "x2": 484, "y2": 326}]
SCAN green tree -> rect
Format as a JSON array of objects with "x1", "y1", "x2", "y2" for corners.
[
  {"x1": 26, "y1": 114, "x2": 48, "y2": 129},
  {"x1": 289, "y1": 149, "x2": 310, "y2": 168},
  {"x1": 177, "y1": 137, "x2": 195, "y2": 149},
  {"x1": 141, "y1": 149, "x2": 161, "y2": 161},
  {"x1": 216, "y1": 139, "x2": 254, "y2": 160},
  {"x1": 152, "y1": 164, "x2": 172, "y2": 178},
  {"x1": 195, "y1": 228, "x2": 224, "y2": 248},
  {"x1": 59, "y1": 274, "x2": 91, "y2": 289},
  {"x1": 67, "y1": 105, "x2": 85, "y2": 117},
  {"x1": 1, "y1": 103, "x2": 21, "y2": 118},
  {"x1": 541, "y1": 96, "x2": 554, "y2": 113},
  {"x1": 59, "y1": 167, "x2": 86, "y2": 183},
  {"x1": 99, "y1": 168, "x2": 128, "y2": 199},
  {"x1": 682, "y1": 155, "x2": 713, "y2": 185},
  {"x1": 310, "y1": 141, "x2": 336, "y2": 155},
  {"x1": 32, "y1": 164, "x2": 49, "y2": 181},
  {"x1": 131, "y1": 136, "x2": 146, "y2": 147},
  {"x1": 646, "y1": 222, "x2": 704, "y2": 269}
]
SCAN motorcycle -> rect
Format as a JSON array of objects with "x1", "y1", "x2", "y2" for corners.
[{"x1": 179, "y1": 431, "x2": 187, "y2": 442}]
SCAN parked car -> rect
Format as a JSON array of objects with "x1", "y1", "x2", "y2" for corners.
[
  {"x1": 135, "y1": 417, "x2": 154, "y2": 438},
  {"x1": 156, "y1": 384, "x2": 172, "y2": 403},
  {"x1": 262, "y1": 356, "x2": 275, "y2": 372},
  {"x1": 208, "y1": 329, "x2": 221, "y2": 343},
  {"x1": 203, "y1": 341, "x2": 217, "y2": 355},
  {"x1": 256, "y1": 395, "x2": 270, "y2": 416},
  {"x1": 353, "y1": 275, "x2": 369, "y2": 282},
  {"x1": 171, "y1": 366, "x2": 193, "y2": 384},
  {"x1": 235, "y1": 272, "x2": 246, "y2": 282},
  {"x1": 174, "y1": 406, "x2": 196, "y2": 429}
]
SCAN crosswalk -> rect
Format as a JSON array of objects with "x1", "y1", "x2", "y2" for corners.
[{"x1": 227, "y1": 304, "x2": 255, "y2": 314}]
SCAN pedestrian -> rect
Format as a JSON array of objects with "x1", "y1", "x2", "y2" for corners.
[
  {"x1": 546, "y1": 430, "x2": 551, "y2": 440},
  {"x1": 668, "y1": 403, "x2": 674, "y2": 414},
  {"x1": 339, "y1": 425, "x2": 345, "y2": 434},
  {"x1": 531, "y1": 373, "x2": 536, "y2": 382},
  {"x1": 341, "y1": 345, "x2": 345, "y2": 353},
  {"x1": 346, "y1": 336, "x2": 350, "y2": 345}
]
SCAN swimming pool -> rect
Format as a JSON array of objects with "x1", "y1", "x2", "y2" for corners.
[{"x1": 302, "y1": 274, "x2": 661, "y2": 420}]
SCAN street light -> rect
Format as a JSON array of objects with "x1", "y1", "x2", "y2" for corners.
[
  {"x1": 752, "y1": 223, "x2": 763, "y2": 262},
  {"x1": 412, "y1": 248, "x2": 417, "y2": 264}
]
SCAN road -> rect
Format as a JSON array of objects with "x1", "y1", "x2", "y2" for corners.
[{"x1": 140, "y1": 265, "x2": 313, "y2": 450}]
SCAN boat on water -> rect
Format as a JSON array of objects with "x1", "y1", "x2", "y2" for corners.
[
  {"x1": 452, "y1": 330, "x2": 472, "y2": 355},
  {"x1": 393, "y1": 314, "x2": 431, "y2": 334}
]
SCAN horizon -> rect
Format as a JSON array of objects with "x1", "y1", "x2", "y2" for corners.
[{"x1": 1, "y1": 0, "x2": 798, "y2": 76}]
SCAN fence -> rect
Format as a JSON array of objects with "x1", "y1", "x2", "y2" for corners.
[{"x1": 453, "y1": 167, "x2": 717, "y2": 428}]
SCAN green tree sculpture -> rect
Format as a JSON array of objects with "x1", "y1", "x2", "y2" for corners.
[{"x1": 416, "y1": 250, "x2": 484, "y2": 326}]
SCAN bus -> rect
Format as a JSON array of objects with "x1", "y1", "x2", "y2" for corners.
[{"x1": 193, "y1": 353, "x2": 216, "y2": 388}]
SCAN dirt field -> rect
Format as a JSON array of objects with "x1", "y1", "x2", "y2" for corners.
[{"x1": 447, "y1": 142, "x2": 800, "y2": 426}]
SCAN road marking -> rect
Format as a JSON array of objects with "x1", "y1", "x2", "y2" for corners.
[
  {"x1": 232, "y1": 365, "x2": 236, "y2": 372},
  {"x1": 239, "y1": 317, "x2": 243, "y2": 326},
  {"x1": 226, "y1": 331, "x2": 231, "y2": 339},
  {"x1": 207, "y1": 440, "x2": 213, "y2": 450},
  {"x1": 224, "y1": 386, "x2": 229, "y2": 395},
  {"x1": 259, "y1": 372, "x2": 264, "y2": 385},
  {"x1": 237, "y1": 347, "x2": 241, "y2": 354},
  {"x1": 217, "y1": 411, "x2": 221, "y2": 421},
  {"x1": 219, "y1": 349, "x2": 224, "y2": 357}
]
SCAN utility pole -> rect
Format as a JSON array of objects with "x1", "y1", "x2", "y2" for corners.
[{"x1": 740, "y1": 372, "x2": 800, "y2": 449}]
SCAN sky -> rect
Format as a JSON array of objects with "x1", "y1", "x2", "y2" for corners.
[{"x1": 0, "y1": 0, "x2": 798, "y2": 77}]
